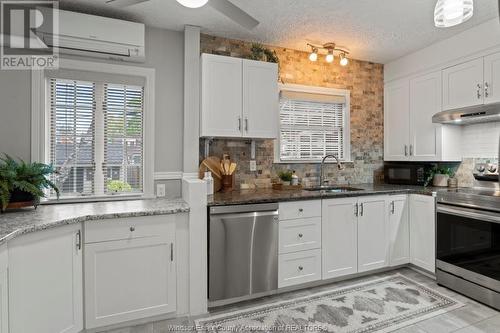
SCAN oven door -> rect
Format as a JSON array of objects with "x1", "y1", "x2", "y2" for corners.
[{"x1": 436, "y1": 204, "x2": 500, "y2": 292}]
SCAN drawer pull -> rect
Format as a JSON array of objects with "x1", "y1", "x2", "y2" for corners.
[
  {"x1": 298, "y1": 233, "x2": 303, "y2": 238},
  {"x1": 129, "y1": 226, "x2": 136, "y2": 232},
  {"x1": 298, "y1": 208, "x2": 303, "y2": 213},
  {"x1": 298, "y1": 266, "x2": 304, "y2": 271}
]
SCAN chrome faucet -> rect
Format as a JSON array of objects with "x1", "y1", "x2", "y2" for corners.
[{"x1": 320, "y1": 154, "x2": 345, "y2": 187}]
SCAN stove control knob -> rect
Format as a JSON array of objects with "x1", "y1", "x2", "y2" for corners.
[
  {"x1": 476, "y1": 165, "x2": 486, "y2": 173},
  {"x1": 487, "y1": 165, "x2": 497, "y2": 173}
]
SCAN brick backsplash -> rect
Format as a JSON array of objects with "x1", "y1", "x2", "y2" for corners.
[{"x1": 199, "y1": 34, "x2": 384, "y2": 188}]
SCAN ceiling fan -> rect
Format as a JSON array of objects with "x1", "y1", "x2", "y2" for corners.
[{"x1": 105, "y1": 0, "x2": 259, "y2": 30}]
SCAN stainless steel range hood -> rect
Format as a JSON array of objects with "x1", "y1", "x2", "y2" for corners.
[{"x1": 432, "y1": 103, "x2": 500, "y2": 125}]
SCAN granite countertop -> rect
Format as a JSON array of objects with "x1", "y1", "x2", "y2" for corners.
[
  {"x1": 0, "y1": 198, "x2": 189, "y2": 246},
  {"x1": 208, "y1": 183, "x2": 442, "y2": 206}
]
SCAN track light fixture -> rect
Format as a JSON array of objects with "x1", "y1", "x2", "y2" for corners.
[{"x1": 307, "y1": 42, "x2": 350, "y2": 65}]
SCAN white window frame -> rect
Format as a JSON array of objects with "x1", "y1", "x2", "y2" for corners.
[
  {"x1": 275, "y1": 83, "x2": 351, "y2": 164},
  {"x1": 31, "y1": 59, "x2": 156, "y2": 202}
]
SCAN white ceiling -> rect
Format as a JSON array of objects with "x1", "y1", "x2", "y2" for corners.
[{"x1": 59, "y1": 0, "x2": 500, "y2": 64}]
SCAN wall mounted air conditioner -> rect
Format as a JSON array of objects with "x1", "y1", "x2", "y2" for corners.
[{"x1": 35, "y1": 9, "x2": 145, "y2": 62}]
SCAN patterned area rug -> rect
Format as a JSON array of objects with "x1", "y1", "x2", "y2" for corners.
[{"x1": 196, "y1": 274, "x2": 464, "y2": 333}]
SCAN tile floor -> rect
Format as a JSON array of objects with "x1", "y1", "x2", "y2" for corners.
[{"x1": 102, "y1": 268, "x2": 500, "y2": 333}]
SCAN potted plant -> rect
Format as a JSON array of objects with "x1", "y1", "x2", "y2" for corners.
[
  {"x1": 107, "y1": 180, "x2": 132, "y2": 193},
  {"x1": 425, "y1": 166, "x2": 455, "y2": 187},
  {"x1": 0, "y1": 154, "x2": 60, "y2": 211},
  {"x1": 278, "y1": 170, "x2": 293, "y2": 186}
]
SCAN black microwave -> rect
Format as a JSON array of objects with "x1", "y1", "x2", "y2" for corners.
[{"x1": 384, "y1": 163, "x2": 431, "y2": 186}]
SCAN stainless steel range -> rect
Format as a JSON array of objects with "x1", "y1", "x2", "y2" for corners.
[{"x1": 436, "y1": 160, "x2": 500, "y2": 309}]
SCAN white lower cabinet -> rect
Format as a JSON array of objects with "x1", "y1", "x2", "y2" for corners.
[
  {"x1": 84, "y1": 215, "x2": 177, "y2": 329},
  {"x1": 8, "y1": 224, "x2": 83, "y2": 333},
  {"x1": 410, "y1": 194, "x2": 436, "y2": 273},
  {"x1": 279, "y1": 217, "x2": 321, "y2": 254},
  {"x1": 278, "y1": 249, "x2": 322, "y2": 288},
  {"x1": 357, "y1": 196, "x2": 389, "y2": 272},
  {"x1": 388, "y1": 195, "x2": 410, "y2": 266},
  {"x1": 322, "y1": 197, "x2": 358, "y2": 279},
  {"x1": 0, "y1": 245, "x2": 8, "y2": 333}
]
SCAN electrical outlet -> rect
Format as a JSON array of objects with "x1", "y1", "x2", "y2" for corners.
[
  {"x1": 250, "y1": 160, "x2": 257, "y2": 172},
  {"x1": 156, "y1": 184, "x2": 166, "y2": 197}
]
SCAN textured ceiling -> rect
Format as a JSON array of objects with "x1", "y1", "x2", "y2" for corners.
[{"x1": 59, "y1": 0, "x2": 500, "y2": 63}]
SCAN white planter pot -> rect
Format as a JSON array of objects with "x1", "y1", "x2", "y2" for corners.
[{"x1": 433, "y1": 174, "x2": 449, "y2": 187}]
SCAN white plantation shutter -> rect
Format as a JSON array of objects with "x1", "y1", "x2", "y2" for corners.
[
  {"x1": 279, "y1": 93, "x2": 347, "y2": 161},
  {"x1": 49, "y1": 79, "x2": 96, "y2": 196},
  {"x1": 103, "y1": 84, "x2": 144, "y2": 193}
]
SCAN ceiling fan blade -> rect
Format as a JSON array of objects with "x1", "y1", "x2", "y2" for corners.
[
  {"x1": 105, "y1": 0, "x2": 150, "y2": 7},
  {"x1": 208, "y1": 0, "x2": 259, "y2": 30}
]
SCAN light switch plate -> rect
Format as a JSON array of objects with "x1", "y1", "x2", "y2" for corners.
[
  {"x1": 156, "y1": 184, "x2": 166, "y2": 197},
  {"x1": 250, "y1": 160, "x2": 257, "y2": 172}
]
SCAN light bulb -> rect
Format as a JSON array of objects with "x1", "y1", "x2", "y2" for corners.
[
  {"x1": 325, "y1": 51, "x2": 334, "y2": 63},
  {"x1": 309, "y1": 48, "x2": 318, "y2": 62},
  {"x1": 176, "y1": 0, "x2": 209, "y2": 8},
  {"x1": 434, "y1": 0, "x2": 473, "y2": 28},
  {"x1": 340, "y1": 54, "x2": 349, "y2": 66}
]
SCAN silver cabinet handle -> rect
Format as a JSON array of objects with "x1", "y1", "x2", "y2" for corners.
[
  {"x1": 485, "y1": 82, "x2": 490, "y2": 98},
  {"x1": 409, "y1": 145, "x2": 413, "y2": 156},
  {"x1": 391, "y1": 201, "x2": 395, "y2": 215},
  {"x1": 404, "y1": 145, "x2": 408, "y2": 157},
  {"x1": 129, "y1": 226, "x2": 135, "y2": 232},
  {"x1": 170, "y1": 243, "x2": 174, "y2": 262},
  {"x1": 76, "y1": 230, "x2": 82, "y2": 251},
  {"x1": 354, "y1": 203, "x2": 359, "y2": 217},
  {"x1": 477, "y1": 83, "x2": 482, "y2": 99},
  {"x1": 360, "y1": 203, "x2": 364, "y2": 217},
  {"x1": 238, "y1": 117, "x2": 242, "y2": 131},
  {"x1": 245, "y1": 118, "x2": 249, "y2": 132},
  {"x1": 298, "y1": 266, "x2": 303, "y2": 271},
  {"x1": 298, "y1": 208, "x2": 303, "y2": 213},
  {"x1": 298, "y1": 233, "x2": 303, "y2": 238}
]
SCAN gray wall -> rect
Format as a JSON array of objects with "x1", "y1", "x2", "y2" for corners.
[{"x1": 0, "y1": 26, "x2": 185, "y2": 176}]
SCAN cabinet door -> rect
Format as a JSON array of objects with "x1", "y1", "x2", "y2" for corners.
[
  {"x1": 0, "y1": 246, "x2": 7, "y2": 333},
  {"x1": 442, "y1": 58, "x2": 484, "y2": 110},
  {"x1": 384, "y1": 79, "x2": 410, "y2": 161},
  {"x1": 242, "y1": 59, "x2": 279, "y2": 139},
  {"x1": 358, "y1": 196, "x2": 389, "y2": 272},
  {"x1": 322, "y1": 198, "x2": 358, "y2": 279},
  {"x1": 410, "y1": 194, "x2": 436, "y2": 273},
  {"x1": 85, "y1": 232, "x2": 176, "y2": 329},
  {"x1": 409, "y1": 71, "x2": 441, "y2": 161},
  {"x1": 201, "y1": 54, "x2": 243, "y2": 137},
  {"x1": 484, "y1": 51, "x2": 500, "y2": 104},
  {"x1": 388, "y1": 195, "x2": 410, "y2": 266},
  {"x1": 8, "y1": 224, "x2": 83, "y2": 333}
]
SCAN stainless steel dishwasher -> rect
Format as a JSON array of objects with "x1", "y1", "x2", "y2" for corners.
[{"x1": 209, "y1": 203, "x2": 279, "y2": 307}]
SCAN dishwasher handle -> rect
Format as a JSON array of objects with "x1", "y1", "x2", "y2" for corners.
[{"x1": 210, "y1": 203, "x2": 279, "y2": 215}]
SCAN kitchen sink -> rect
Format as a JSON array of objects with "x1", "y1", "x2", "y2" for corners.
[{"x1": 305, "y1": 186, "x2": 364, "y2": 193}]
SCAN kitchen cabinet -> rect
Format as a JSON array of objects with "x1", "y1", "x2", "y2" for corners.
[
  {"x1": 357, "y1": 196, "x2": 389, "y2": 273},
  {"x1": 279, "y1": 217, "x2": 321, "y2": 254},
  {"x1": 384, "y1": 72, "x2": 461, "y2": 162},
  {"x1": 0, "y1": 245, "x2": 7, "y2": 333},
  {"x1": 388, "y1": 195, "x2": 410, "y2": 266},
  {"x1": 442, "y1": 58, "x2": 484, "y2": 110},
  {"x1": 242, "y1": 59, "x2": 279, "y2": 138},
  {"x1": 484, "y1": 51, "x2": 500, "y2": 104},
  {"x1": 410, "y1": 194, "x2": 436, "y2": 273},
  {"x1": 278, "y1": 249, "x2": 322, "y2": 288},
  {"x1": 84, "y1": 215, "x2": 176, "y2": 329},
  {"x1": 384, "y1": 78, "x2": 410, "y2": 161},
  {"x1": 8, "y1": 224, "x2": 83, "y2": 333},
  {"x1": 201, "y1": 53, "x2": 278, "y2": 139}
]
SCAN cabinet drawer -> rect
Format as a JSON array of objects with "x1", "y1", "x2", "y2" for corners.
[
  {"x1": 85, "y1": 215, "x2": 175, "y2": 243},
  {"x1": 279, "y1": 200, "x2": 321, "y2": 220},
  {"x1": 279, "y1": 217, "x2": 321, "y2": 254},
  {"x1": 278, "y1": 249, "x2": 321, "y2": 288}
]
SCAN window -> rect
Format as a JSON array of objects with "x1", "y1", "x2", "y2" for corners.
[
  {"x1": 277, "y1": 85, "x2": 350, "y2": 162},
  {"x1": 48, "y1": 78, "x2": 145, "y2": 198}
]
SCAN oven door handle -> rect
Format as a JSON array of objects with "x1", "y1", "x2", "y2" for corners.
[{"x1": 437, "y1": 204, "x2": 500, "y2": 224}]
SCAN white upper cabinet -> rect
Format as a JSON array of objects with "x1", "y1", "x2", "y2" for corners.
[
  {"x1": 357, "y1": 196, "x2": 389, "y2": 273},
  {"x1": 201, "y1": 54, "x2": 243, "y2": 138},
  {"x1": 0, "y1": 246, "x2": 7, "y2": 333},
  {"x1": 8, "y1": 224, "x2": 83, "y2": 333},
  {"x1": 242, "y1": 59, "x2": 278, "y2": 138},
  {"x1": 388, "y1": 195, "x2": 410, "y2": 267},
  {"x1": 442, "y1": 58, "x2": 484, "y2": 110},
  {"x1": 384, "y1": 78, "x2": 410, "y2": 161},
  {"x1": 484, "y1": 51, "x2": 500, "y2": 104},
  {"x1": 201, "y1": 53, "x2": 279, "y2": 139}
]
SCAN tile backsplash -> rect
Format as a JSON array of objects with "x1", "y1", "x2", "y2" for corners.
[{"x1": 199, "y1": 34, "x2": 384, "y2": 188}]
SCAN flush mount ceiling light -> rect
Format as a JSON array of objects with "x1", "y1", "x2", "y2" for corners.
[
  {"x1": 176, "y1": 0, "x2": 209, "y2": 8},
  {"x1": 307, "y1": 43, "x2": 350, "y2": 65},
  {"x1": 434, "y1": 0, "x2": 474, "y2": 28}
]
